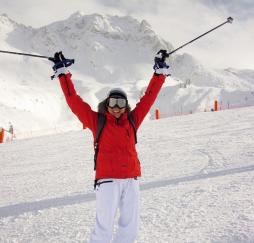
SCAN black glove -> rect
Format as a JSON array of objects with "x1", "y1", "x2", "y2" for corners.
[
  {"x1": 49, "y1": 52, "x2": 74, "y2": 79},
  {"x1": 153, "y1": 49, "x2": 170, "y2": 76},
  {"x1": 49, "y1": 51, "x2": 74, "y2": 70}
]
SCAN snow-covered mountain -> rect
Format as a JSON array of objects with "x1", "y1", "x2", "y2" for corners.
[{"x1": 0, "y1": 12, "x2": 253, "y2": 137}]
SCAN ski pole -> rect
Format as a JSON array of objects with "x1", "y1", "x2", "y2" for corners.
[
  {"x1": 0, "y1": 49, "x2": 75, "y2": 80},
  {"x1": 0, "y1": 49, "x2": 74, "y2": 70},
  {"x1": 167, "y1": 17, "x2": 234, "y2": 56},
  {"x1": 0, "y1": 50, "x2": 50, "y2": 59},
  {"x1": 0, "y1": 50, "x2": 75, "y2": 66}
]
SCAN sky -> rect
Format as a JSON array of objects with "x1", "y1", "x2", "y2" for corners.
[{"x1": 0, "y1": 0, "x2": 253, "y2": 70}]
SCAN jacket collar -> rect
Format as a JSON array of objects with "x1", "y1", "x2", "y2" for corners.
[{"x1": 105, "y1": 111, "x2": 128, "y2": 122}]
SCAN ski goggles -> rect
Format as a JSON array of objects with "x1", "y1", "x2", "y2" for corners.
[{"x1": 107, "y1": 97, "x2": 127, "y2": 109}]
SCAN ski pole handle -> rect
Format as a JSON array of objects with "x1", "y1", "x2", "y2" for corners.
[{"x1": 227, "y1": 17, "x2": 233, "y2": 24}]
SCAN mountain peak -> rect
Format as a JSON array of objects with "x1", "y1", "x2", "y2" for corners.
[
  {"x1": 69, "y1": 11, "x2": 85, "y2": 19},
  {"x1": 68, "y1": 11, "x2": 107, "y2": 21},
  {"x1": 0, "y1": 13, "x2": 17, "y2": 25}
]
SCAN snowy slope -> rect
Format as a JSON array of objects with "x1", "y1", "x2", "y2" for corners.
[
  {"x1": 0, "y1": 106, "x2": 254, "y2": 242},
  {"x1": 0, "y1": 12, "x2": 254, "y2": 136},
  {"x1": 0, "y1": 14, "x2": 66, "y2": 133}
]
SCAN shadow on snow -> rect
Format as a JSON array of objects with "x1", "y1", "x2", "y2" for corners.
[{"x1": 1, "y1": 164, "x2": 254, "y2": 218}]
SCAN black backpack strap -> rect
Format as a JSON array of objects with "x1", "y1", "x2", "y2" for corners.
[
  {"x1": 94, "y1": 113, "x2": 106, "y2": 170},
  {"x1": 128, "y1": 113, "x2": 137, "y2": 144}
]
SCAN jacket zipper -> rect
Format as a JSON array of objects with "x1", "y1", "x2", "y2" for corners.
[{"x1": 116, "y1": 118, "x2": 120, "y2": 125}]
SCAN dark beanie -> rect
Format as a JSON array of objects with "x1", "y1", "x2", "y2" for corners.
[{"x1": 108, "y1": 88, "x2": 127, "y2": 99}]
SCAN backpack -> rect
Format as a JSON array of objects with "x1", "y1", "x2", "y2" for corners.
[{"x1": 93, "y1": 112, "x2": 137, "y2": 171}]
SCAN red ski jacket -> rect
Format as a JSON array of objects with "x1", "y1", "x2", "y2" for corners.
[{"x1": 59, "y1": 73, "x2": 165, "y2": 179}]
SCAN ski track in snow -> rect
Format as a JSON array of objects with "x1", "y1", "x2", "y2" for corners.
[
  {"x1": 1, "y1": 164, "x2": 254, "y2": 219},
  {"x1": 1, "y1": 107, "x2": 254, "y2": 242}
]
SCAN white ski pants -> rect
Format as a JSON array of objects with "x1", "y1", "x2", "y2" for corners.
[{"x1": 89, "y1": 178, "x2": 140, "y2": 243}]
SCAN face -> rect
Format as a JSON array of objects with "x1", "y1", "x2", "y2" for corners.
[
  {"x1": 107, "y1": 97, "x2": 127, "y2": 118},
  {"x1": 107, "y1": 106, "x2": 126, "y2": 118}
]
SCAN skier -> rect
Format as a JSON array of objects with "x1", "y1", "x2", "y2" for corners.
[
  {"x1": 8, "y1": 122, "x2": 13, "y2": 134},
  {"x1": 8, "y1": 122, "x2": 14, "y2": 139},
  {"x1": 50, "y1": 50, "x2": 170, "y2": 243}
]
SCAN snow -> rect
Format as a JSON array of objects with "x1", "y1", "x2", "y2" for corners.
[{"x1": 1, "y1": 106, "x2": 254, "y2": 242}]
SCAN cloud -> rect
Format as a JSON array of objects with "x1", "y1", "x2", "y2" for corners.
[
  {"x1": 95, "y1": 0, "x2": 160, "y2": 14},
  {"x1": 199, "y1": 0, "x2": 254, "y2": 20}
]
